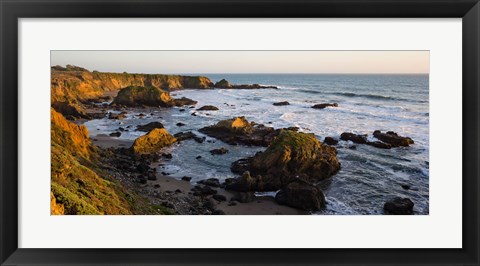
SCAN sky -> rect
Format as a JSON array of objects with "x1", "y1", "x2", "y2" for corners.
[{"x1": 51, "y1": 51, "x2": 429, "y2": 74}]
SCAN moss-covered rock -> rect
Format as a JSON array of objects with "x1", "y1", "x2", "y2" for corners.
[
  {"x1": 229, "y1": 130, "x2": 340, "y2": 192},
  {"x1": 131, "y1": 128, "x2": 176, "y2": 154},
  {"x1": 112, "y1": 86, "x2": 175, "y2": 107}
]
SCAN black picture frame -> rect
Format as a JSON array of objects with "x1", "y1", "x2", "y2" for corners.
[{"x1": 1, "y1": 0, "x2": 479, "y2": 265}]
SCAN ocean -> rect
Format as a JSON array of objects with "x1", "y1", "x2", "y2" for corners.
[{"x1": 84, "y1": 74, "x2": 429, "y2": 215}]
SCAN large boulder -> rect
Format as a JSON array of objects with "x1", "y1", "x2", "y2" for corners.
[
  {"x1": 112, "y1": 86, "x2": 175, "y2": 107},
  {"x1": 229, "y1": 130, "x2": 340, "y2": 191},
  {"x1": 214, "y1": 79, "x2": 232, "y2": 88},
  {"x1": 384, "y1": 197, "x2": 414, "y2": 215},
  {"x1": 199, "y1": 117, "x2": 275, "y2": 146},
  {"x1": 275, "y1": 180, "x2": 326, "y2": 211},
  {"x1": 131, "y1": 128, "x2": 176, "y2": 154},
  {"x1": 373, "y1": 130, "x2": 414, "y2": 147},
  {"x1": 136, "y1": 122, "x2": 164, "y2": 132},
  {"x1": 197, "y1": 105, "x2": 219, "y2": 111}
]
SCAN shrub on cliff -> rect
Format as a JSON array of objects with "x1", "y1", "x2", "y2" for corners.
[
  {"x1": 131, "y1": 128, "x2": 176, "y2": 154},
  {"x1": 112, "y1": 86, "x2": 175, "y2": 107}
]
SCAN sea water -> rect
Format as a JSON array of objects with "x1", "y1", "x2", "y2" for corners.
[{"x1": 84, "y1": 74, "x2": 429, "y2": 215}]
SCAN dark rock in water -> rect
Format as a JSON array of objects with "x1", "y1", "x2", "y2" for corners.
[
  {"x1": 401, "y1": 184, "x2": 411, "y2": 190},
  {"x1": 229, "y1": 130, "x2": 340, "y2": 192},
  {"x1": 173, "y1": 131, "x2": 206, "y2": 144},
  {"x1": 340, "y1": 132, "x2": 368, "y2": 144},
  {"x1": 147, "y1": 173, "x2": 157, "y2": 180},
  {"x1": 212, "y1": 209, "x2": 226, "y2": 215},
  {"x1": 214, "y1": 79, "x2": 232, "y2": 88},
  {"x1": 348, "y1": 145, "x2": 357, "y2": 150},
  {"x1": 273, "y1": 101, "x2": 290, "y2": 106},
  {"x1": 199, "y1": 117, "x2": 276, "y2": 147},
  {"x1": 191, "y1": 112, "x2": 197, "y2": 116},
  {"x1": 181, "y1": 176, "x2": 192, "y2": 182},
  {"x1": 214, "y1": 78, "x2": 278, "y2": 89},
  {"x1": 210, "y1": 147, "x2": 229, "y2": 155},
  {"x1": 192, "y1": 185, "x2": 217, "y2": 196},
  {"x1": 197, "y1": 105, "x2": 219, "y2": 111},
  {"x1": 136, "y1": 122, "x2": 164, "y2": 132},
  {"x1": 212, "y1": 194, "x2": 227, "y2": 202},
  {"x1": 324, "y1": 137, "x2": 339, "y2": 145},
  {"x1": 161, "y1": 153, "x2": 173, "y2": 159},
  {"x1": 366, "y1": 141, "x2": 392, "y2": 149},
  {"x1": 373, "y1": 130, "x2": 414, "y2": 147},
  {"x1": 179, "y1": 108, "x2": 186, "y2": 112},
  {"x1": 275, "y1": 180, "x2": 326, "y2": 211},
  {"x1": 176, "y1": 122, "x2": 186, "y2": 127},
  {"x1": 108, "y1": 112, "x2": 126, "y2": 120},
  {"x1": 312, "y1": 103, "x2": 338, "y2": 109},
  {"x1": 231, "y1": 192, "x2": 256, "y2": 203},
  {"x1": 196, "y1": 156, "x2": 202, "y2": 160},
  {"x1": 118, "y1": 127, "x2": 125, "y2": 131},
  {"x1": 198, "y1": 178, "x2": 221, "y2": 187},
  {"x1": 384, "y1": 197, "x2": 414, "y2": 215},
  {"x1": 109, "y1": 132, "x2": 121, "y2": 137},
  {"x1": 174, "y1": 97, "x2": 197, "y2": 106},
  {"x1": 137, "y1": 113, "x2": 145, "y2": 117}
]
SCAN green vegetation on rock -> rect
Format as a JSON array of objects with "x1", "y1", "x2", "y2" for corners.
[{"x1": 112, "y1": 86, "x2": 175, "y2": 107}]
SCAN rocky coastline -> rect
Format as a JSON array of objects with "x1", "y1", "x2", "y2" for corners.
[{"x1": 50, "y1": 65, "x2": 418, "y2": 215}]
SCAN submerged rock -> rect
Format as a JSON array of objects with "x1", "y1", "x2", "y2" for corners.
[
  {"x1": 210, "y1": 147, "x2": 229, "y2": 155},
  {"x1": 199, "y1": 117, "x2": 276, "y2": 146},
  {"x1": 136, "y1": 122, "x2": 164, "y2": 132},
  {"x1": 109, "y1": 132, "x2": 121, "y2": 137},
  {"x1": 312, "y1": 103, "x2": 338, "y2": 109},
  {"x1": 197, "y1": 105, "x2": 219, "y2": 111},
  {"x1": 340, "y1": 132, "x2": 368, "y2": 144},
  {"x1": 273, "y1": 101, "x2": 290, "y2": 106},
  {"x1": 366, "y1": 141, "x2": 392, "y2": 149},
  {"x1": 229, "y1": 130, "x2": 340, "y2": 192},
  {"x1": 373, "y1": 130, "x2": 414, "y2": 147},
  {"x1": 275, "y1": 180, "x2": 326, "y2": 211},
  {"x1": 131, "y1": 128, "x2": 176, "y2": 154},
  {"x1": 384, "y1": 197, "x2": 414, "y2": 215}
]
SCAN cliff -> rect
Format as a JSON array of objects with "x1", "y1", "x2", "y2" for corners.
[
  {"x1": 50, "y1": 108, "x2": 158, "y2": 215},
  {"x1": 51, "y1": 65, "x2": 213, "y2": 106}
]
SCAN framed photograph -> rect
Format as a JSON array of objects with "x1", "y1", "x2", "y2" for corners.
[{"x1": 1, "y1": 0, "x2": 479, "y2": 265}]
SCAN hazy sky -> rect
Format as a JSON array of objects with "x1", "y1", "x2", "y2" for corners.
[{"x1": 51, "y1": 51, "x2": 429, "y2": 74}]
